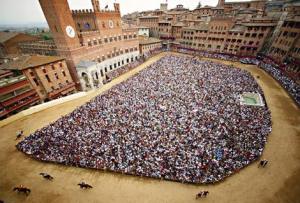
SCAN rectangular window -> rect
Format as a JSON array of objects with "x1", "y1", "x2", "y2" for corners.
[
  {"x1": 62, "y1": 71, "x2": 66, "y2": 77},
  {"x1": 45, "y1": 75, "x2": 51, "y2": 83},
  {"x1": 55, "y1": 73, "x2": 59, "y2": 80},
  {"x1": 33, "y1": 78, "x2": 39, "y2": 86}
]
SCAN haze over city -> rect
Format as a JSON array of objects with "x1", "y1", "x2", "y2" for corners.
[{"x1": 0, "y1": 0, "x2": 251, "y2": 25}]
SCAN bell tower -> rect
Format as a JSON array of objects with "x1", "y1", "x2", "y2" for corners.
[
  {"x1": 38, "y1": 0, "x2": 82, "y2": 88},
  {"x1": 92, "y1": 0, "x2": 100, "y2": 12},
  {"x1": 217, "y1": 0, "x2": 225, "y2": 7}
]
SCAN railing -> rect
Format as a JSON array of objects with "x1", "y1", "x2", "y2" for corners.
[
  {"x1": 0, "y1": 95, "x2": 40, "y2": 117},
  {"x1": 1, "y1": 89, "x2": 38, "y2": 107}
]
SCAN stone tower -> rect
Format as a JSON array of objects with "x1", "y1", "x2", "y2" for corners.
[
  {"x1": 217, "y1": 0, "x2": 225, "y2": 7},
  {"x1": 38, "y1": 0, "x2": 82, "y2": 87},
  {"x1": 91, "y1": 0, "x2": 100, "y2": 12}
]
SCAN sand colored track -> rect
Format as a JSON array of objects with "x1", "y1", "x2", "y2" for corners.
[{"x1": 0, "y1": 52, "x2": 299, "y2": 203}]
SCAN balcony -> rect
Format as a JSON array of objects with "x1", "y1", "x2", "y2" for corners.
[
  {"x1": 1, "y1": 89, "x2": 38, "y2": 107},
  {"x1": 0, "y1": 95, "x2": 40, "y2": 118}
]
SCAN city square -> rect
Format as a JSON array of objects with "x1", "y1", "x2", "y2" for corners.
[
  {"x1": 0, "y1": 53, "x2": 299, "y2": 203},
  {"x1": 0, "y1": 0, "x2": 299, "y2": 202}
]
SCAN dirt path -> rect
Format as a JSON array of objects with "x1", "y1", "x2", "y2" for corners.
[{"x1": 0, "y1": 52, "x2": 299, "y2": 203}]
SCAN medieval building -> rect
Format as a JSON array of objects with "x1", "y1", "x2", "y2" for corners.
[{"x1": 38, "y1": 0, "x2": 139, "y2": 90}]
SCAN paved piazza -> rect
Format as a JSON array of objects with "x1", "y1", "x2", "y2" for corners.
[{"x1": 16, "y1": 55, "x2": 271, "y2": 184}]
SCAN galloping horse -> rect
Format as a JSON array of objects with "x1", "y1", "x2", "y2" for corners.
[
  {"x1": 13, "y1": 186, "x2": 31, "y2": 196},
  {"x1": 39, "y1": 172, "x2": 54, "y2": 180},
  {"x1": 15, "y1": 131, "x2": 24, "y2": 140},
  {"x1": 78, "y1": 182, "x2": 93, "y2": 189},
  {"x1": 259, "y1": 159, "x2": 268, "y2": 168},
  {"x1": 196, "y1": 191, "x2": 209, "y2": 199}
]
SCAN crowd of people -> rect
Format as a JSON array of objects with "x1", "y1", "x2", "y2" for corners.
[
  {"x1": 106, "y1": 60, "x2": 144, "y2": 81},
  {"x1": 258, "y1": 60, "x2": 300, "y2": 105},
  {"x1": 177, "y1": 47, "x2": 299, "y2": 106},
  {"x1": 106, "y1": 48, "x2": 163, "y2": 81},
  {"x1": 17, "y1": 55, "x2": 271, "y2": 184},
  {"x1": 177, "y1": 48, "x2": 240, "y2": 62}
]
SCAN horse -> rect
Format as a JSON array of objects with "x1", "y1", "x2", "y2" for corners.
[
  {"x1": 196, "y1": 191, "x2": 209, "y2": 199},
  {"x1": 259, "y1": 159, "x2": 268, "y2": 168},
  {"x1": 15, "y1": 131, "x2": 23, "y2": 140},
  {"x1": 39, "y1": 172, "x2": 54, "y2": 180},
  {"x1": 78, "y1": 182, "x2": 93, "y2": 189},
  {"x1": 13, "y1": 186, "x2": 31, "y2": 196}
]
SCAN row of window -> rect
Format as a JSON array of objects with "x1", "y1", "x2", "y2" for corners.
[
  {"x1": 86, "y1": 34, "x2": 137, "y2": 47},
  {"x1": 292, "y1": 47, "x2": 300, "y2": 54},
  {"x1": 282, "y1": 21, "x2": 300, "y2": 29},
  {"x1": 98, "y1": 56, "x2": 138, "y2": 76},
  {"x1": 181, "y1": 42, "x2": 258, "y2": 52},
  {"x1": 31, "y1": 69, "x2": 67, "y2": 87},
  {"x1": 183, "y1": 31, "x2": 265, "y2": 38},
  {"x1": 142, "y1": 44, "x2": 161, "y2": 50},
  {"x1": 210, "y1": 25, "x2": 227, "y2": 31},
  {"x1": 276, "y1": 38, "x2": 294, "y2": 47},
  {"x1": 279, "y1": 31, "x2": 298, "y2": 38},
  {"x1": 91, "y1": 47, "x2": 138, "y2": 63},
  {"x1": 182, "y1": 35, "x2": 261, "y2": 46}
]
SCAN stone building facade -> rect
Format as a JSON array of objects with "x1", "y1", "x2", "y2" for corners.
[
  {"x1": 0, "y1": 55, "x2": 76, "y2": 101},
  {"x1": 38, "y1": 0, "x2": 139, "y2": 90},
  {"x1": 139, "y1": 37, "x2": 162, "y2": 57},
  {"x1": 0, "y1": 70, "x2": 40, "y2": 119}
]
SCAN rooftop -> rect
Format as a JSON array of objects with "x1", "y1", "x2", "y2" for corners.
[
  {"x1": 77, "y1": 60, "x2": 98, "y2": 68},
  {"x1": 0, "y1": 32, "x2": 19, "y2": 43},
  {"x1": 0, "y1": 55, "x2": 65, "y2": 71},
  {"x1": 139, "y1": 37, "x2": 162, "y2": 45}
]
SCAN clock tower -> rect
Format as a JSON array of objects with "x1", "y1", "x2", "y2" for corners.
[{"x1": 39, "y1": 0, "x2": 82, "y2": 87}]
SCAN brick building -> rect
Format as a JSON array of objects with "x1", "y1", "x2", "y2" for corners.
[
  {"x1": 179, "y1": 17, "x2": 276, "y2": 56},
  {"x1": 139, "y1": 37, "x2": 162, "y2": 57},
  {"x1": 0, "y1": 32, "x2": 39, "y2": 57},
  {"x1": 0, "y1": 55, "x2": 76, "y2": 101},
  {"x1": 0, "y1": 70, "x2": 40, "y2": 119},
  {"x1": 19, "y1": 40, "x2": 58, "y2": 56},
  {"x1": 38, "y1": 0, "x2": 139, "y2": 90}
]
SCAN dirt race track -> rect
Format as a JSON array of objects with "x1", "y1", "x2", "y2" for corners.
[{"x1": 0, "y1": 52, "x2": 299, "y2": 203}]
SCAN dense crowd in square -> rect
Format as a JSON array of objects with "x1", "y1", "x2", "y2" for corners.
[
  {"x1": 177, "y1": 48, "x2": 300, "y2": 106},
  {"x1": 258, "y1": 60, "x2": 300, "y2": 105},
  {"x1": 17, "y1": 55, "x2": 271, "y2": 184}
]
